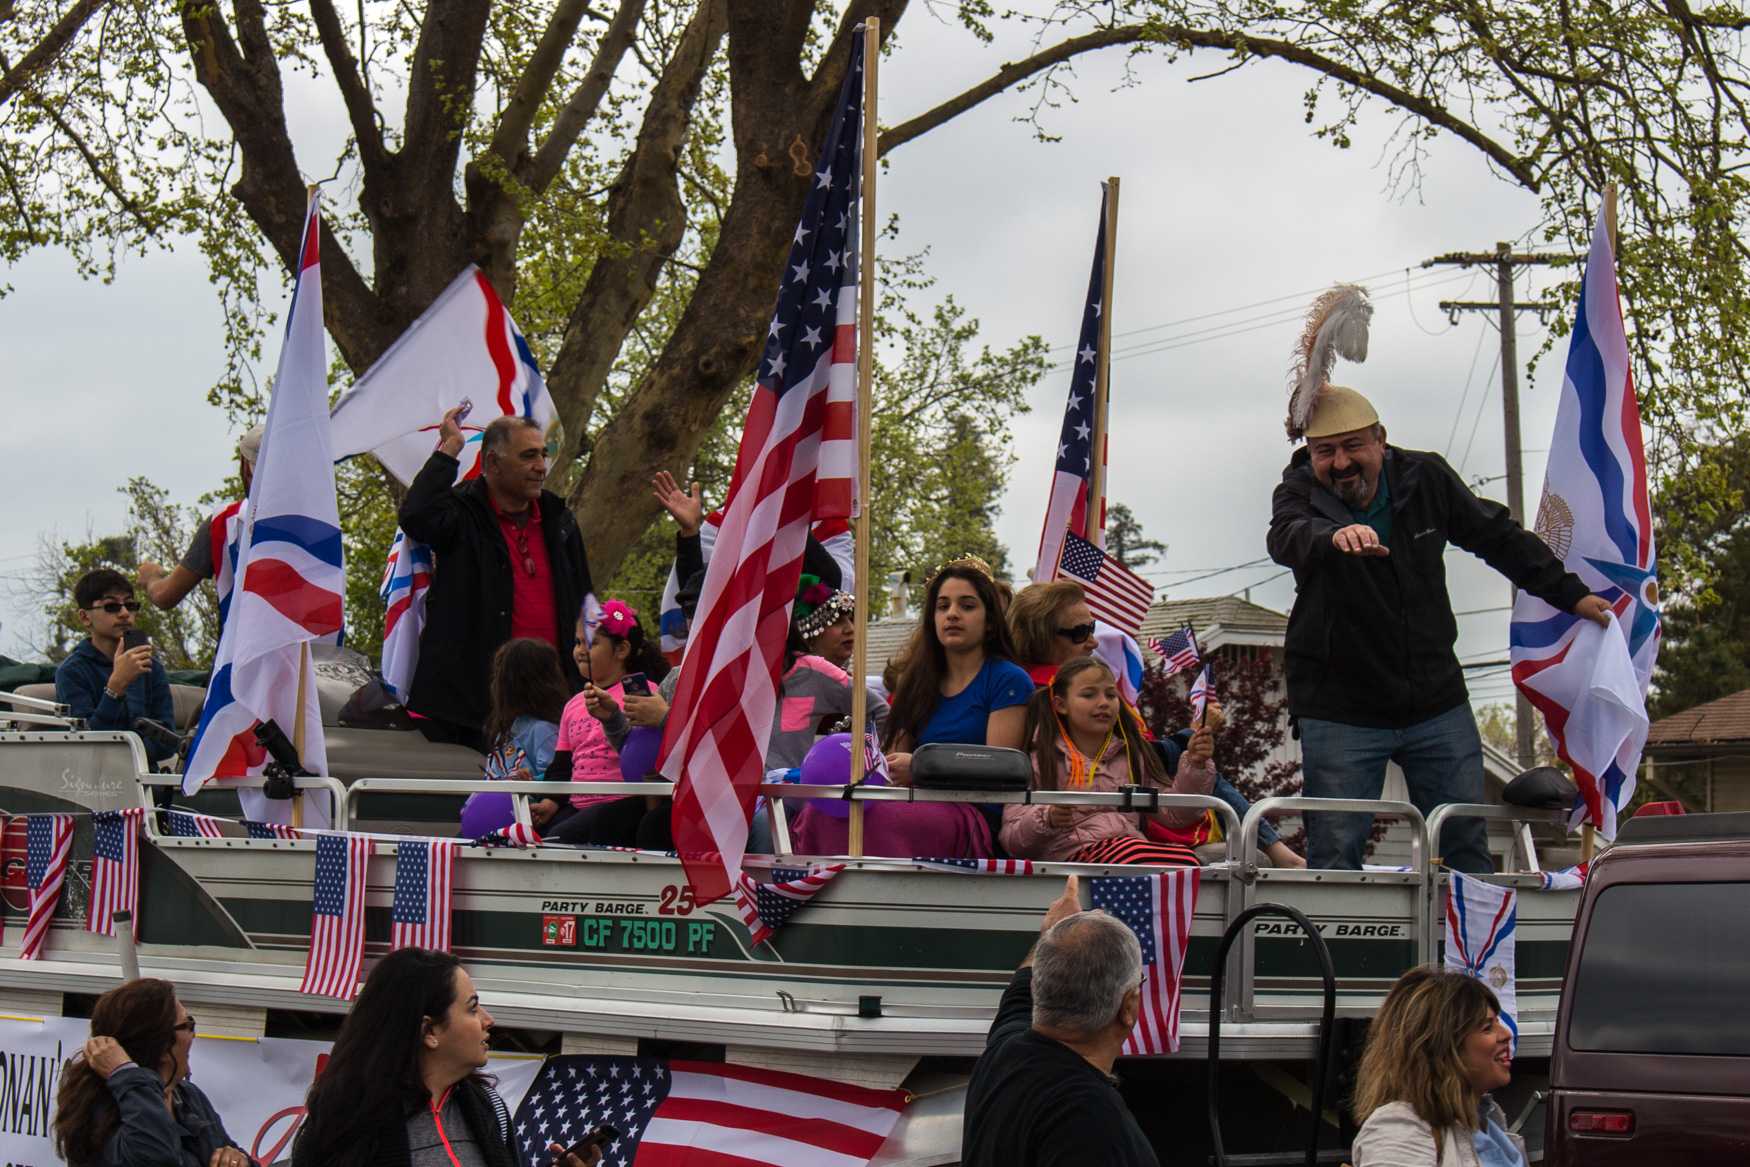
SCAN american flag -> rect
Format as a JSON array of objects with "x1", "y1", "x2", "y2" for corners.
[
  {"x1": 661, "y1": 33, "x2": 864, "y2": 905},
  {"x1": 1058, "y1": 531, "x2": 1155, "y2": 637},
  {"x1": 87, "y1": 808, "x2": 145, "y2": 937},
  {"x1": 510, "y1": 1055, "x2": 907, "y2": 1167},
  {"x1": 390, "y1": 839, "x2": 456, "y2": 952},
  {"x1": 1189, "y1": 663, "x2": 1215, "y2": 724},
  {"x1": 1091, "y1": 869, "x2": 1201, "y2": 1054},
  {"x1": 1033, "y1": 189, "x2": 1111, "y2": 581},
  {"x1": 21, "y1": 814, "x2": 74, "y2": 960},
  {"x1": 246, "y1": 819, "x2": 300, "y2": 840},
  {"x1": 916, "y1": 858, "x2": 1036, "y2": 875},
  {"x1": 1147, "y1": 626, "x2": 1201, "y2": 677},
  {"x1": 735, "y1": 864, "x2": 845, "y2": 946},
  {"x1": 475, "y1": 822, "x2": 543, "y2": 848},
  {"x1": 300, "y1": 833, "x2": 373, "y2": 999},
  {"x1": 167, "y1": 809, "x2": 226, "y2": 838}
]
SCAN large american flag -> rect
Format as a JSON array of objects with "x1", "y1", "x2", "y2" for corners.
[
  {"x1": 300, "y1": 833, "x2": 372, "y2": 999},
  {"x1": 390, "y1": 838, "x2": 456, "y2": 952},
  {"x1": 87, "y1": 807, "x2": 145, "y2": 937},
  {"x1": 1058, "y1": 531, "x2": 1155, "y2": 637},
  {"x1": 21, "y1": 814, "x2": 74, "y2": 960},
  {"x1": 661, "y1": 33, "x2": 864, "y2": 905},
  {"x1": 1033, "y1": 188, "x2": 1111, "y2": 582},
  {"x1": 511, "y1": 1055, "x2": 906, "y2": 1167},
  {"x1": 1091, "y1": 869, "x2": 1201, "y2": 1054},
  {"x1": 735, "y1": 864, "x2": 844, "y2": 947},
  {"x1": 1147, "y1": 626, "x2": 1201, "y2": 677}
]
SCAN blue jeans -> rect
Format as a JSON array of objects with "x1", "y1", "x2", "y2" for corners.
[{"x1": 1299, "y1": 704, "x2": 1492, "y2": 873}]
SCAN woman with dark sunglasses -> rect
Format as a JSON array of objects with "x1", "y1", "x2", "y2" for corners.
[
  {"x1": 53, "y1": 978, "x2": 253, "y2": 1167},
  {"x1": 1007, "y1": 580, "x2": 1099, "y2": 687}
]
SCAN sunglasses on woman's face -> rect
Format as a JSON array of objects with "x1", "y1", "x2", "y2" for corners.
[
  {"x1": 173, "y1": 1017, "x2": 196, "y2": 1034},
  {"x1": 87, "y1": 600, "x2": 144, "y2": 615},
  {"x1": 1055, "y1": 622, "x2": 1096, "y2": 644}
]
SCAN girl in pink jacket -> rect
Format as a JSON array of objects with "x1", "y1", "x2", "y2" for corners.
[{"x1": 1001, "y1": 656, "x2": 1217, "y2": 865}]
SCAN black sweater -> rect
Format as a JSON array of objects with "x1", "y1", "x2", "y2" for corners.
[{"x1": 1267, "y1": 445, "x2": 1589, "y2": 728}]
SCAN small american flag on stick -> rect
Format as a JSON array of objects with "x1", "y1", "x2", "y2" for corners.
[
  {"x1": 1058, "y1": 531, "x2": 1155, "y2": 637},
  {"x1": 87, "y1": 807, "x2": 145, "y2": 937},
  {"x1": 1092, "y1": 869, "x2": 1201, "y2": 1054},
  {"x1": 390, "y1": 839, "x2": 456, "y2": 952},
  {"x1": 300, "y1": 833, "x2": 372, "y2": 999},
  {"x1": 1147, "y1": 625, "x2": 1201, "y2": 677}
]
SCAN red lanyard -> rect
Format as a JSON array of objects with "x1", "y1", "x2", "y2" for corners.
[{"x1": 430, "y1": 1086, "x2": 463, "y2": 1167}]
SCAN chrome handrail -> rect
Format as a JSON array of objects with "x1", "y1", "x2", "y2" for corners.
[
  {"x1": 0, "y1": 690, "x2": 70, "y2": 714},
  {"x1": 1424, "y1": 802, "x2": 1568, "y2": 873},
  {"x1": 139, "y1": 773, "x2": 350, "y2": 832}
]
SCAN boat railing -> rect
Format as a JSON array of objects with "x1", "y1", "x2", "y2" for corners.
[
  {"x1": 0, "y1": 689, "x2": 80, "y2": 730},
  {"x1": 1424, "y1": 801, "x2": 1571, "y2": 875},
  {"x1": 138, "y1": 773, "x2": 353, "y2": 830}
]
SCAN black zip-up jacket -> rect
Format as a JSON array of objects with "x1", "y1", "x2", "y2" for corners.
[
  {"x1": 1267, "y1": 445, "x2": 1589, "y2": 729},
  {"x1": 398, "y1": 451, "x2": 592, "y2": 729}
]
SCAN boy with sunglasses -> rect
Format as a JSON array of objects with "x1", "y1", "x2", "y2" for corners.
[{"x1": 54, "y1": 568, "x2": 176, "y2": 765}]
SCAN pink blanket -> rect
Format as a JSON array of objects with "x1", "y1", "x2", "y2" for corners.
[{"x1": 793, "y1": 800, "x2": 994, "y2": 859}]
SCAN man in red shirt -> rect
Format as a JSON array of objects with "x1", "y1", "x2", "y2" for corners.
[{"x1": 398, "y1": 407, "x2": 592, "y2": 751}]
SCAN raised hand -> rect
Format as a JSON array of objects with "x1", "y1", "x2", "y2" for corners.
[
  {"x1": 1331, "y1": 523, "x2": 1389, "y2": 557},
  {"x1": 650, "y1": 471, "x2": 704, "y2": 536},
  {"x1": 436, "y1": 404, "x2": 468, "y2": 457}
]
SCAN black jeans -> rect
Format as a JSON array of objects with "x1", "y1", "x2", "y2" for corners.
[{"x1": 544, "y1": 796, "x2": 673, "y2": 850}]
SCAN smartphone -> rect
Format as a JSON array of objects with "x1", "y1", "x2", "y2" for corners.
[
  {"x1": 621, "y1": 672, "x2": 651, "y2": 698},
  {"x1": 456, "y1": 396, "x2": 474, "y2": 421},
  {"x1": 121, "y1": 630, "x2": 151, "y2": 653},
  {"x1": 551, "y1": 1124, "x2": 622, "y2": 1164}
]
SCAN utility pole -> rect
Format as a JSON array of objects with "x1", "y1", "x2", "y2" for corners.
[{"x1": 1423, "y1": 242, "x2": 1565, "y2": 770}]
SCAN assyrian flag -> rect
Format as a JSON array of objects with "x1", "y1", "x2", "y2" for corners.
[
  {"x1": 1511, "y1": 201, "x2": 1657, "y2": 840},
  {"x1": 1537, "y1": 862, "x2": 1589, "y2": 891},
  {"x1": 390, "y1": 839, "x2": 456, "y2": 952},
  {"x1": 1093, "y1": 625, "x2": 1146, "y2": 706},
  {"x1": 380, "y1": 529, "x2": 434, "y2": 700},
  {"x1": 87, "y1": 807, "x2": 145, "y2": 937},
  {"x1": 1189, "y1": 664, "x2": 1215, "y2": 725},
  {"x1": 657, "y1": 513, "x2": 855, "y2": 659},
  {"x1": 1033, "y1": 189, "x2": 1111, "y2": 582},
  {"x1": 735, "y1": 864, "x2": 845, "y2": 946},
  {"x1": 184, "y1": 190, "x2": 341, "y2": 830},
  {"x1": 1445, "y1": 871, "x2": 1518, "y2": 1049},
  {"x1": 329, "y1": 265, "x2": 555, "y2": 486},
  {"x1": 1091, "y1": 869, "x2": 1200, "y2": 1054}
]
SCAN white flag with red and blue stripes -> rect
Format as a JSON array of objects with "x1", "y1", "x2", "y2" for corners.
[
  {"x1": 1510, "y1": 202, "x2": 1657, "y2": 840},
  {"x1": 184, "y1": 191, "x2": 341, "y2": 828},
  {"x1": 379, "y1": 529, "x2": 433, "y2": 700},
  {"x1": 1189, "y1": 663, "x2": 1215, "y2": 724},
  {"x1": 1445, "y1": 871, "x2": 1517, "y2": 1049}
]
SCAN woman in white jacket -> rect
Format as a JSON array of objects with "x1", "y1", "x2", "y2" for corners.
[{"x1": 1350, "y1": 966, "x2": 1527, "y2": 1167}]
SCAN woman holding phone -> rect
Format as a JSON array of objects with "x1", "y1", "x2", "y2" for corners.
[{"x1": 292, "y1": 947, "x2": 600, "y2": 1167}]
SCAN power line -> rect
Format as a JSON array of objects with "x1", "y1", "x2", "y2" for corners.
[{"x1": 1456, "y1": 350, "x2": 1500, "y2": 475}]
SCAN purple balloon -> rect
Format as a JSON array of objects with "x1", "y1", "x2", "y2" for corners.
[
  {"x1": 459, "y1": 791, "x2": 516, "y2": 838},
  {"x1": 620, "y1": 726, "x2": 664, "y2": 782},
  {"x1": 801, "y1": 733, "x2": 888, "y2": 820}
]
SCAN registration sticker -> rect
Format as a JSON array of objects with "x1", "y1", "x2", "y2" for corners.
[{"x1": 541, "y1": 914, "x2": 578, "y2": 947}]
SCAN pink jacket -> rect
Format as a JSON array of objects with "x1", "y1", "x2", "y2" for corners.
[{"x1": 1000, "y1": 735, "x2": 1216, "y2": 862}]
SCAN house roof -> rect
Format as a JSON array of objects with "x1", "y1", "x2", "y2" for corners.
[
  {"x1": 1646, "y1": 688, "x2": 1750, "y2": 748},
  {"x1": 1138, "y1": 595, "x2": 1288, "y2": 649},
  {"x1": 862, "y1": 617, "x2": 920, "y2": 673}
]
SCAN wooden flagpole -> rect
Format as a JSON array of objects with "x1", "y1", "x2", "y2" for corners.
[
  {"x1": 1085, "y1": 177, "x2": 1119, "y2": 543},
  {"x1": 847, "y1": 19, "x2": 879, "y2": 859},
  {"x1": 1580, "y1": 181, "x2": 1620, "y2": 867},
  {"x1": 288, "y1": 179, "x2": 319, "y2": 833}
]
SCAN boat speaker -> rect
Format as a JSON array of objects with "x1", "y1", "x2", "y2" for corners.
[{"x1": 910, "y1": 743, "x2": 1031, "y2": 791}]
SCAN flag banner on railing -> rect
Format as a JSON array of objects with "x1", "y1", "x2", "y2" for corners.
[
  {"x1": 1092, "y1": 869, "x2": 1200, "y2": 1054},
  {"x1": 390, "y1": 839, "x2": 456, "y2": 952},
  {"x1": 1445, "y1": 871, "x2": 1518, "y2": 1049},
  {"x1": 246, "y1": 819, "x2": 300, "y2": 840},
  {"x1": 166, "y1": 809, "x2": 227, "y2": 838},
  {"x1": 21, "y1": 814, "x2": 74, "y2": 960},
  {"x1": 510, "y1": 1056, "x2": 906, "y2": 1167},
  {"x1": 915, "y1": 858, "x2": 1037, "y2": 875},
  {"x1": 736, "y1": 864, "x2": 845, "y2": 946},
  {"x1": 87, "y1": 807, "x2": 145, "y2": 937},
  {"x1": 1537, "y1": 863, "x2": 1589, "y2": 891},
  {"x1": 300, "y1": 833, "x2": 373, "y2": 1000}
]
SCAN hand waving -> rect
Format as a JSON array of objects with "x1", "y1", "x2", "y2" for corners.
[{"x1": 651, "y1": 471, "x2": 704, "y2": 537}]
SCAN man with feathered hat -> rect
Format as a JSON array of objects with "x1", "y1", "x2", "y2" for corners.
[{"x1": 1267, "y1": 286, "x2": 1610, "y2": 873}]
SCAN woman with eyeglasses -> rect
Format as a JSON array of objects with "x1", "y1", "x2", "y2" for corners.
[{"x1": 53, "y1": 978, "x2": 254, "y2": 1167}]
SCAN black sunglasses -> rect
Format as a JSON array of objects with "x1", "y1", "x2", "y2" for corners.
[
  {"x1": 1055, "y1": 622, "x2": 1096, "y2": 644},
  {"x1": 173, "y1": 1016, "x2": 196, "y2": 1033},
  {"x1": 88, "y1": 600, "x2": 143, "y2": 615}
]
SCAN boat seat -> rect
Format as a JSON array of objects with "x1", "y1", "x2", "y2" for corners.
[{"x1": 11, "y1": 681, "x2": 206, "y2": 731}]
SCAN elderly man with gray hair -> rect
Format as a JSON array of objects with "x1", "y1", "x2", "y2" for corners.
[{"x1": 962, "y1": 875, "x2": 1160, "y2": 1166}]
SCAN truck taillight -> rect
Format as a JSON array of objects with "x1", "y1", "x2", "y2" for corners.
[{"x1": 1569, "y1": 1109, "x2": 1635, "y2": 1135}]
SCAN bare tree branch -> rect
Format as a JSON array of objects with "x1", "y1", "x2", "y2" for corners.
[
  {"x1": 877, "y1": 22, "x2": 1538, "y2": 189},
  {"x1": 524, "y1": 0, "x2": 646, "y2": 193},
  {"x1": 308, "y1": 0, "x2": 386, "y2": 171},
  {"x1": 0, "y1": 0, "x2": 105, "y2": 107}
]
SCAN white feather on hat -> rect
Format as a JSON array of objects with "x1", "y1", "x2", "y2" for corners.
[{"x1": 1285, "y1": 284, "x2": 1372, "y2": 440}]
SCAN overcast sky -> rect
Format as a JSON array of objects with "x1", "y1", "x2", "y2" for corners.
[{"x1": 0, "y1": 8, "x2": 1582, "y2": 710}]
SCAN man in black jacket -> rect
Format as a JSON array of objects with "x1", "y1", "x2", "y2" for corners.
[
  {"x1": 399, "y1": 407, "x2": 592, "y2": 751},
  {"x1": 963, "y1": 876, "x2": 1159, "y2": 1167},
  {"x1": 1267, "y1": 386, "x2": 1609, "y2": 872}
]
